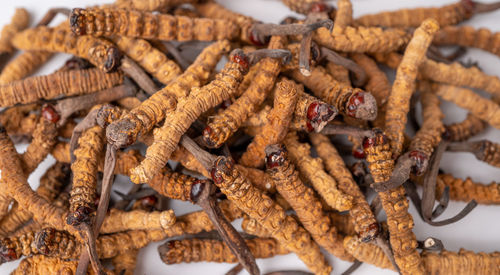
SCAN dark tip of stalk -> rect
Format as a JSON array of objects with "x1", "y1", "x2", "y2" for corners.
[
  {"x1": 265, "y1": 144, "x2": 287, "y2": 169},
  {"x1": 103, "y1": 47, "x2": 121, "y2": 72},
  {"x1": 34, "y1": 228, "x2": 57, "y2": 255},
  {"x1": 106, "y1": 119, "x2": 137, "y2": 148},
  {"x1": 471, "y1": 0, "x2": 500, "y2": 14},
  {"x1": 69, "y1": 8, "x2": 86, "y2": 35},
  {"x1": 66, "y1": 206, "x2": 93, "y2": 226}
]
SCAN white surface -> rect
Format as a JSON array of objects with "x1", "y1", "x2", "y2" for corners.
[{"x1": 1, "y1": 0, "x2": 500, "y2": 274}]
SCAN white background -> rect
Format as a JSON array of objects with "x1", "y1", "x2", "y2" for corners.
[{"x1": 1, "y1": 0, "x2": 500, "y2": 274}]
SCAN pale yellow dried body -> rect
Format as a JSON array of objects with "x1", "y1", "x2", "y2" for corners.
[
  {"x1": 100, "y1": 209, "x2": 176, "y2": 233},
  {"x1": 112, "y1": 36, "x2": 182, "y2": 85},
  {"x1": 0, "y1": 8, "x2": 29, "y2": 54},
  {"x1": 432, "y1": 83, "x2": 500, "y2": 129},
  {"x1": 332, "y1": 0, "x2": 353, "y2": 34},
  {"x1": 284, "y1": 132, "x2": 353, "y2": 211},
  {"x1": 385, "y1": 19, "x2": 439, "y2": 157},
  {"x1": 436, "y1": 174, "x2": 500, "y2": 205},
  {"x1": 433, "y1": 26, "x2": 500, "y2": 58},
  {"x1": 239, "y1": 78, "x2": 299, "y2": 168},
  {"x1": 310, "y1": 133, "x2": 378, "y2": 242},
  {"x1": 445, "y1": 113, "x2": 487, "y2": 142}
]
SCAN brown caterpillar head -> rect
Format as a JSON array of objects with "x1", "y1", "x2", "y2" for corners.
[
  {"x1": 34, "y1": 228, "x2": 57, "y2": 255},
  {"x1": 265, "y1": 144, "x2": 287, "y2": 169},
  {"x1": 139, "y1": 195, "x2": 158, "y2": 210},
  {"x1": 229, "y1": 49, "x2": 249, "y2": 72},
  {"x1": 201, "y1": 126, "x2": 220, "y2": 148},
  {"x1": 0, "y1": 239, "x2": 18, "y2": 263},
  {"x1": 363, "y1": 128, "x2": 387, "y2": 149},
  {"x1": 103, "y1": 47, "x2": 122, "y2": 72},
  {"x1": 461, "y1": 0, "x2": 475, "y2": 16},
  {"x1": 309, "y1": 2, "x2": 330, "y2": 13},
  {"x1": 352, "y1": 146, "x2": 366, "y2": 159},
  {"x1": 158, "y1": 241, "x2": 182, "y2": 265},
  {"x1": 189, "y1": 180, "x2": 207, "y2": 202},
  {"x1": 306, "y1": 101, "x2": 338, "y2": 132},
  {"x1": 69, "y1": 8, "x2": 87, "y2": 35},
  {"x1": 97, "y1": 104, "x2": 120, "y2": 128},
  {"x1": 66, "y1": 206, "x2": 93, "y2": 226},
  {"x1": 210, "y1": 156, "x2": 235, "y2": 186},
  {"x1": 409, "y1": 150, "x2": 429, "y2": 176},
  {"x1": 42, "y1": 104, "x2": 60, "y2": 123},
  {"x1": 106, "y1": 119, "x2": 137, "y2": 148},
  {"x1": 359, "y1": 223, "x2": 379, "y2": 242},
  {"x1": 346, "y1": 91, "x2": 377, "y2": 121}
]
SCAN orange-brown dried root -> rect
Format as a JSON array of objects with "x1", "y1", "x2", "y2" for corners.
[
  {"x1": 0, "y1": 162, "x2": 69, "y2": 237},
  {"x1": 344, "y1": 235, "x2": 394, "y2": 270},
  {"x1": 131, "y1": 49, "x2": 249, "y2": 183},
  {"x1": 195, "y1": 2, "x2": 255, "y2": 44},
  {"x1": 239, "y1": 77, "x2": 299, "y2": 168},
  {"x1": 325, "y1": 62, "x2": 351, "y2": 86},
  {"x1": 112, "y1": 36, "x2": 182, "y2": 85},
  {"x1": 433, "y1": 25, "x2": 500, "y2": 58},
  {"x1": 284, "y1": 132, "x2": 353, "y2": 212},
  {"x1": 202, "y1": 36, "x2": 286, "y2": 148},
  {"x1": 288, "y1": 66, "x2": 377, "y2": 120},
  {"x1": 332, "y1": 0, "x2": 353, "y2": 34},
  {"x1": 147, "y1": 168, "x2": 208, "y2": 201},
  {"x1": 436, "y1": 173, "x2": 500, "y2": 205},
  {"x1": 67, "y1": 125, "x2": 106, "y2": 226},
  {"x1": 0, "y1": 8, "x2": 29, "y2": 54},
  {"x1": 385, "y1": 19, "x2": 439, "y2": 157},
  {"x1": 314, "y1": 25, "x2": 410, "y2": 53},
  {"x1": 444, "y1": 113, "x2": 487, "y2": 142},
  {"x1": 408, "y1": 88, "x2": 444, "y2": 174},
  {"x1": 106, "y1": 40, "x2": 230, "y2": 149},
  {"x1": 0, "y1": 68, "x2": 123, "y2": 107},
  {"x1": 211, "y1": 156, "x2": 332, "y2": 275},
  {"x1": 100, "y1": 209, "x2": 176, "y2": 234},
  {"x1": 265, "y1": 144, "x2": 354, "y2": 261},
  {"x1": 70, "y1": 8, "x2": 238, "y2": 42},
  {"x1": 423, "y1": 249, "x2": 500, "y2": 275},
  {"x1": 159, "y1": 238, "x2": 289, "y2": 264},
  {"x1": 354, "y1": 1, "x2": 474, "y2": 28},
  {"x1": 363, "y1": 131, "x2": 424, "y2": 275},
  {"x1": 309, "y1": 133, "x2": 378, "y2": 242},
  {"x1": 0, "y1": 50, "x2": 53, "y2": 84},
  {"x1": 281, "y1": 0, "x2": 325, "y2": 14},
  {"x1": 12, "y1": 255, "x2": 81, "y2": 275},
  {"x1": 432, "y1": 83, "x2": 500, "y2": 129},
  {"x1": 12, "y1": 24, "x2": 121, "y2": 72}
]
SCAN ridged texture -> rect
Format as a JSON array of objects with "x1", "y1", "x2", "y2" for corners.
[
  {"x1": 445, "y1": 113, "x2": 487, "y2": 142},
  {"x1": 126, "y1": 0, "x2": 201, "y2": 11},
  {"x1": 344, "y1": 235, "x2": 394, "y2": 270},
  {"x1": 471, "y1": 140, "x2": 500, "y2": 167},
  {"x1": 12, "y1": 26, "x2": 120, "y2": 72},
  {"x1": 12, "y1": 255, "x2": 79, "y2": 275},
  {"x1": 325, "y1": 62, "x2": 351, "y2": 86},
  {"x1": 112, "y1": 36, "x2": 182, "y2": 84},
  {"x1": 266, "y1": 145, "x2": 354, "y2": 261},
  {"x1": 70, "y1": 8, "x2": 238, "y2": 41},
  {"x1": 281, "y1": 0, "x2": 323, "y2": 14},
  {"x1": 433, "y1": 25, "x2": 500, "y2": 58},
  {"x1": 355, "y1": 1, "x2": 472, "y2": 28},
  {"x1": 106, "y1": 40, "x2": 230, "y2": 148},
  {"x1": 148, "y1": 168, "x2": 206, "y2": 201},
  {"x1": 0, "y1": 51, "x2": 53, "y2": 84},
  {"x1": 0, "y1": 68, "x2": 123, "y2": 107},
  {"x1": 100, "y1": 209, "x2": 176, "y2": 233},
  {"x1": 310, "y1": 133, "x2": 378, "y2": 242},
  {"x1": 333, "y1": 0, "x2": 353, "y2": 34},
  {"x1": 241, "y1": 216, "x2": 272, "y2": 238},
  {"x1": 20, "y1": 117, "x2": 58, "y2": 174},
  {"x1": 211, "y1": 156, "x2": 332, "y2": 275},
  {"x1": 423, "y1": 249, "x2": 500, "y2": 275},
  {"x1": 203, "y1": 36, "x2": 286, "y2": 148},
  {"x1": 385, "y1": 19, "x2": 439, "y2": 157},
  {"x1": 131, "y1": 52, "x2": 246, "y2": 183},
  {"x1": 239, "y1": 78, "x2": 299, "y2": 168},
  {"x1": 0, "y1": 230, "x2": 39, "y2": 261},
  {"x1": 112, "y1": 250, "x2": 138, "y2": 275},
  {"x1": 284, "y1": 132, "x2": 353, "y2": 211},
  {"x1": 436, "y1": 174, "x2": 500, "y2": 205},
  {"x1": 159, "y1": 238, "x2": 289, "y2": 264},
  {"x1": 0, "y1": 8, "x2": 29, "y2": 53}
]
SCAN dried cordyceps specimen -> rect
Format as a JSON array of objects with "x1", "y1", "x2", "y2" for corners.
[
  {"x1": 0, "y1": 51, "x2": 53, "y2": 84},
  {"x1": 385, "y1": 19, "x2": 439, "y2": 157},
  {"x1": 444, "y1": 113, "x2": 487, "y2": 142},
  {"x1": 0, "y1": 162, "x2": 69, "y2": 237},
  {"x1": 0, "y1": 8, "x2": 29, "y2": 54},
  {"x1": 238, "y1": 165, "x2": 276, "y2": 193},
  {"x1": 350, "y1": 53, "x2": 390, "y2": 108},
  {"x1": 119, "y1": 0, "x2": 200, "y2": 11},
  {"x1": 112, "y1": 36, "x2": 182, "y2": 85},
  {"x1": 241, "y1": 215, "x2": 272, "y2": 238},
  {"x1": 407, "y1": 88, "x2": 445, "y2": 174},
  {"x1": 344, "y1": 235, "x2": 394, "y2": 270},
  {"x1": 436, "y1": 174, "x2": 500, "y2": 205},
  {"x1": 106, "y1": 40, "x2": 230, "y2": 149},
  {"x1": 12, "y1": 255, "x2": 81, "y2": 275},
  {"x1": 433, "y1": 25, "x2": 500, "y2": 58},
  {"x1": 202, "y1": 36, "x2": 287, "y2": 148},
  {"x1": 432, "y1": 83, "x2": 500, "y2": 129},
  {"x1": 325, "y1": 62, "x2": 351, "y2": 86},
  {"x1": 284, "y1": 132, "x2": 353, "y2": 212},
  {"x1": 70, "y1": 8, "x2": 238, "y2": 41},
  {"x1": 67, "y1": 125, "x2": 105, "y2": 226},
  {"x1": 309, "y1": 133, "x2": 378, "y2": 242},
  {"x1": 112, "y1": 250, "x2": 137, "y2": 275},
  {"x1": 159, "y1": 238, "x2": 289, "y2": 264},
  {"x1": 265, "y1": 144, "x2": 354, "y2": 261},
  {"x1": 280, "y1": 0, "x2": 325, "y2": 14},
  {"x1": 423, "y1": 249, "x2": 500, "y2": 275},
  {"x1": 288, "y1": 66, "x2": 377, "y2": 120},
  {"x1": 239, "y1": 77, "x2": 299, "y2": 168},
  {"x1": 448, "y1": 140, "x2": 500, "y2": 168},
  {"x1": 100, "y1": 209, "x2": 176, "y2": 233},
  {"x1": 147, "y1": 168, "x2": 208, "y2": 202},
  {"x1": 12, "y1": 26, "x2": 121, "y2": 72},
  {"x1": 0, "y1": 68, "x2": 123, "y2": 107},
  {"x1": 363, "y1": 131, "x2": 424, "y2": 275},
  {"x1": 131, "y1": 49, "x2": 290, "y2": 183}
]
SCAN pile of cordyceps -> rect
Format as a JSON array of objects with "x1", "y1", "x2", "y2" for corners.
[{"x1": 1, "y1": 0, "x2": 500, "y2": 274}]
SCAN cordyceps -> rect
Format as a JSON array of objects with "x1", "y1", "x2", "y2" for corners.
[
  {"x1": 106, "y1": 40, "x2": 230, "y2": 149},
  {"x1": 11, "y1": 25, "x2": 121, "y2": 72},
  {"x1": 435, "y1": 174, "x2": 500, "y2": 205},
  {"x1": 447, "y1": 140, "x2": 500, "y2": 168},
  {"x1": 288, "y1": 66, "x2": 377, "y2": 120},
  {"x1": 0, "y1": 8, "x2": 29, "y2": 55},
  {"x1": 363, "y1": 130, "x2": 424, "y2": 275},
  {"x1": 265, "y1": 144, "x2": 354, "y2": 261},
  {"x1": 385, "y1": 19, "x2": 439, "y2": 157},
  {"x1": 444, "y1": 113, "x2": 487, "y2": 142},
  {"x1": 130, "y1": 48, "x2": 291, "y2": 184},
  {"x1": 70, "y1": 7, "x2": 239, "y2": 41},
  {"x1": 433, "y1": 25, "x2": 500, "y2": 58},
  {"x1": 0, "y1": 68, "x2": 123, "y2": 107},
  {"x1": 159, "y1": 238, "x2": 289, "y2": 264},
  {"x1": 309, "y1": 133, "x2": 378, "y2": 242},
  {"x1": 202, "y1": 36, "x2": 287, "y2": 149},
  {"x1": 355, "y1": 0, "x2": 500, "y2": 28},
  {"x1": 280, "y1": 0, "x2": 326, "y2": 14}
]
